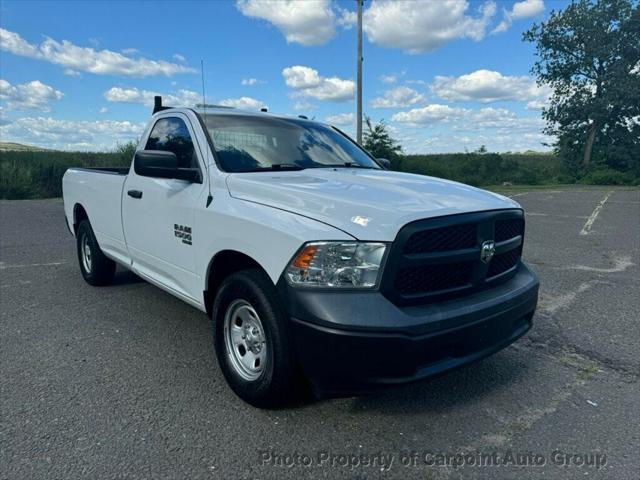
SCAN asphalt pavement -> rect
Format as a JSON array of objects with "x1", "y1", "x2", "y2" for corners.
[{"x1": 1, "y1": 186, "x2": 639, "y2": 479}]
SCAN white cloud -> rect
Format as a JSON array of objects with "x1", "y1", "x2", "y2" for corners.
[
  {"x1": 63, "y1": 69, "x2": 81, "y2": 77},
  {"x1": 218, "y1": 97, "x2": 266, "y2": 110},
  {"x1": 104, "y1": 87, "x2": 266, "y2": 110},
  {"x1": 465, "y1": 107, "x2": 520, "y2": 128},
  {"x1": 431, "y1": 69, "x2": 551, "y2": 105},
  {"x1": 391, "y1": 104, "x2": 464, "y2": 125},
  {"x1": 282, "y1": 65, "x2": 355, "y2": 102},
  {"x1": 392, "y1": 103, "x2": 545, "y2": 134},
  {"x1": 325, "y1": 113, "x2": 354, "y2": 125},
  {"x1": 0, "y1": 28, "x2": 195, "y2": 77},
  {"x1": 0, "y1": 28, "x2": 39, "y2": 57},
  {"x1": 236, "y1": 0, "x2": 335, "y2": 46},
  {"x1": 173, "y1": 53, "x2": 186, "y2": 63},
  {"x1": 525, "y1": 99, "x2": 548, "y2": 110},
  {"x1": 99, "y1": 107, "x2": 109, "y2": 114},
  {"x1": 104, "y1": 87, "x2": 201, "y2": 107},
  {"x1": 292, "y1": 101, "x2": 317, "y2": 111},
  {"x1": 336, "y1": 6, "x2": 357, "y2": 29},
  {"x1": 462, "y1": 107, "x2": 545, "y2": 131},
  {"x1": 0, "y1": 116, "x2": 145, "y2": 150},
  {"x1": 0, "y1": 79, "x2": 63, "y2": 111},
  {"x1": 510, "y1": 0, "x2": 545, "y2": 19},
  {"x1": 401, "y1": 131, "x2": 552, "y2": 154},
  {"x1": 282, "y1": 65, "x2": 323, "y2": 89},
  {"x1": 379, "y1": 74, "x2": 397, "y2": 84},
  {"x1": 241, "y1": 78, "x2": 265, "y2": 86},
  {"x1": 363, "y1": 0, "x2": 497, "y2": 54},
  {"x1": 492, "y1": 0, "x2": 545, "y2": 33},
  {"x1": 104, "y1": 87, "x2": 266, "y2": 111},
  {"x1": 386, "y1": 105, "x2": 549, "y2": 153},
  {"x1": 370, "y1": 86, "x2": 425, "y2": 109}
]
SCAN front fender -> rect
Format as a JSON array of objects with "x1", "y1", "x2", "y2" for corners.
[{"x1": 195, "y1": 196, "x2": 355, "y2": 290}]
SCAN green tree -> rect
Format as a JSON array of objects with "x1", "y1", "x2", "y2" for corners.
[
  {"x1": 524, "y1": 0, "x2": 640, "y2": 174},
  {"x1": 113, "y1": 140, "x2": 138, "y2": 164},
  {"x1": 363, "y1": 117, "x2": 402, "y2": 165}
]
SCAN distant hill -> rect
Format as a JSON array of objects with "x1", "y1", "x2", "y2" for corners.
[{"x1": 0, "y1": 142, "x2": 52, "y2": 152}]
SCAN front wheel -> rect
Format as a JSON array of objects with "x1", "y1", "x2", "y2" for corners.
[
  {"x1": 212, "y1": 268, "x2": 302, "y2": 408},
  {"x1": 76, "y1": 220, "x2": 116, "y2": 286}
]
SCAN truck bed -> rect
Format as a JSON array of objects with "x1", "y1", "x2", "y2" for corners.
[
  {"x1": 69, "y1": 167, "x2": 129, "y2": 175},
  {"x1": 63, "y1": 167, "x2": 130, "y2": 266}
]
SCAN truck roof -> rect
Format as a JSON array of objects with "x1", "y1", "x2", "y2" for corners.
[
  {"x1": 153, "y1": 106, "x2": 322, "y2": 128},
  {"x1": 152, "y1": 95, "x2": 316, "y2": 123}
]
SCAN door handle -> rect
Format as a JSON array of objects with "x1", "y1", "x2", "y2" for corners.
[{"x1": 127, "y1": 189, "x2": 143, "y2": 199}]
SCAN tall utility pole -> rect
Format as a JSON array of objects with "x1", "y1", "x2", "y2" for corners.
[{"x1": 356, "y1": 0, "x2": 363, "y2": 145}]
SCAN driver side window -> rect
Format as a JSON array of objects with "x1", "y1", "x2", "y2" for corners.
[{"x1": 145, "y1": 117, "x2": 198, "y2": 169}]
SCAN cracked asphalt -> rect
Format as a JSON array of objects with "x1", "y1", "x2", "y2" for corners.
[{"x1": 1, "y1": 186, "x2": 639, "y2": 479}]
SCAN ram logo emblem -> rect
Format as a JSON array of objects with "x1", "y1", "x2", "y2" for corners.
[{"x1": 480, "y1": 240, "x2": 495, "y2": 264}]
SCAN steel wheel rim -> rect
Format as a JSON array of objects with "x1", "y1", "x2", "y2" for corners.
[
  {"x1": 81, "y1": 233, "x2": 92, "y2": 273},
  {"x1": 223, "y1": 299, "x2": 267, "y2": 381}
]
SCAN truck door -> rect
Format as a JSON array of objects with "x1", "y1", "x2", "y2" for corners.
[{"x1": 122, "y1": 114, "x2": 207, "y2": 301}]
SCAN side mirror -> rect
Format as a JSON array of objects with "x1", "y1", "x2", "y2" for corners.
[
  {"x1": 376, "y1": 158, "x2": 391, "y2": 170},
  {"x1": 134, "y1": 150, "x2": 201, "y2": 183}
]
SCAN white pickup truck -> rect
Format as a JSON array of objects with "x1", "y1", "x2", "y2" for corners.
[{"x1": 63, "y1": 97, "x2": 539, "y2": 407}]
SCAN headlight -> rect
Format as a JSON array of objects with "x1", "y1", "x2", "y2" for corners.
[{"x1": 285, "y1": 242, "x2": 387, "y2": 288}]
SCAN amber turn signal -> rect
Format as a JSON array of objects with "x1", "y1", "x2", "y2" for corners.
[{"x1": 292, "y1": 245, "x2": 319, "y2": 268}]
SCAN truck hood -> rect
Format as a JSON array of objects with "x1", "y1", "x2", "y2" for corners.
[{"x1": 226, "y1": 168, "x2": 520, "y2": 241}]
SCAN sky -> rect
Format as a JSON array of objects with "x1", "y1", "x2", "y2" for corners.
[{"x1": 0, "y1": 0, "x2": 569, "y2": 153}]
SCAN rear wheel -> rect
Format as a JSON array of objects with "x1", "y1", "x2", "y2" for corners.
[
  {"x1": 76, "y1": 220, "x2": 116, "y2": 286},
  {"x1": 212, "y1": 268, "x2": 302, "y2": 408}
]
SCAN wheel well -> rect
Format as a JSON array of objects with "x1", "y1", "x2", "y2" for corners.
[
  {"x1": 204, "y1": 250, "x2": 264, "y2": 316},
  {"x1": 73, "y1": 204, "x2": 89, "y2": 233}
]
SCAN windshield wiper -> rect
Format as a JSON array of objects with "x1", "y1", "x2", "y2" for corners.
[
  {"x1": 314, "y1": 162, "x2": 376, "y2": 169},
  {"x1": 271, "y1": 163, "x2": 304, "y2": 170},
  {"x1": 243, "y1": 164, "x2": 305, "y2": 172}
]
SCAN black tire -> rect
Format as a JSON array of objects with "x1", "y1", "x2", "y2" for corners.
[
  {"x1": 212, "y1": 268, "x2": 302, "y2": 408},
  {"x1": 76, "y1": 220, "x2": 116, "y2": 286}
]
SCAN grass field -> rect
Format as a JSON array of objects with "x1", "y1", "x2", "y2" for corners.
[
  {"x1": 0, "y1": 145, "x2": 135, "y2": 199},
  {"x1": 396, "y1": 152, "x2": 568, "y2": 187}
]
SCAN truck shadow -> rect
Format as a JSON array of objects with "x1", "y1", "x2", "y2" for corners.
[
  {"x1": 307, "y1": 350, "x2": 533, "y2": 414},
  {"x1": 93, "y1": 274, "x2": 533, "y2": 416},
  {"x1": 110, "y1": 268, "x2": 145, "y2": 286}
]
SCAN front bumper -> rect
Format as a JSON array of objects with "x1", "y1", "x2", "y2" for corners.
[{"x1": 277, "y1": 262, "x2": 539, "y2": 395}]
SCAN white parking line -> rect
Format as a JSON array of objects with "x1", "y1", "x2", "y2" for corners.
[
  {"x1": 508, "y1": 190, "x2": 566, "y2": 198},
  {"x1": 526, "y1": 212, "x2": 589, "y2": 219},
  {"x1": 570, "y1": 255, "x2": 634, "y2": 273},
  {"x1": 580, "y1": 191, "x2": 613, "y2": 235},
  {"x1": 539, "y1": 280, "x2": 604, "y2": 314},
  {"x1": 0, "y1": 280, "x2": 32, "y2": 288},
  {"x1": 0, "y1": 261, "x2": 67, "y2": 270}
]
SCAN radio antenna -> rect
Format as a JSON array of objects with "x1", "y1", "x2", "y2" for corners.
[{"x1": 201, "y1": 60, "x2": 213, "y2": 208}]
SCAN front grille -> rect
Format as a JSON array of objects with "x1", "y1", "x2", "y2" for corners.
[
  {"x1": 395, "y1": 262, "x2": 473, "y2": 295},
  {"x1": 404, "y1": 224, "x2": 476, "y2": 254},
  {"x1": 495, "y1": 218, "x2": 524, "y2": 242},
  {"x1": 488, "y1": 247, "x2": 522, "y2": 278},
  {"x1": 381, "y1": 210, "x2": 524, "y2": 306}
]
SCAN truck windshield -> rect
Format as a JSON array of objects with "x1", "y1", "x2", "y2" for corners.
[{"x1": 200, "y1": 114, "x2": 380, "y2": 172}]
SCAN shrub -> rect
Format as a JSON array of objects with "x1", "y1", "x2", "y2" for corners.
[
  {"x1": 0, "y1": 142, "x2": 135, "y2": 199},
  {"x1": 579, "y1": 168, "x2": 638, "y2": 186},
  {"x1": 396, "y1": 153, "x2": 566, "y2": 186}
]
